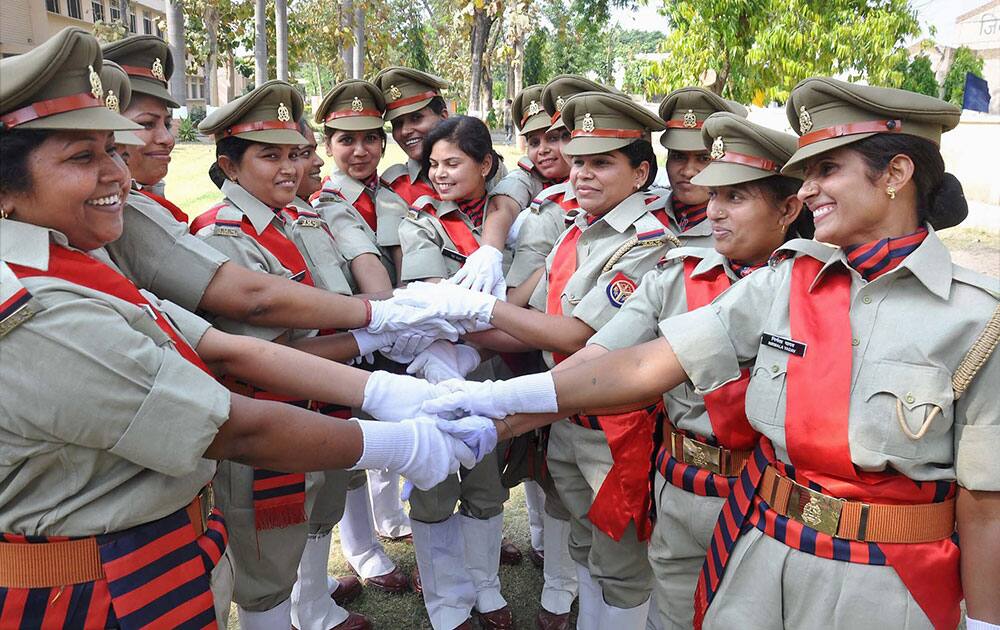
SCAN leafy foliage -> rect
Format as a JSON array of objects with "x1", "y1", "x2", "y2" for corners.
[
  {"x1": 942, "y1": 46, "x2": 985, "y2": 108},
  {"x1": 177, "y1": 116, "x2": 199, "y2": 141},
  {"x1": 899, "y1": 54, "x2": 939, "y2": 97}
]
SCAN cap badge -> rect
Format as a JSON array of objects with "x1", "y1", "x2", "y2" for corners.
[
  {"x1": 798, "y1": 106, "x2": 813, "y2": 133},
  {"x1": 152, "y1": 57, "x2": 166, "y2": 82},
  {"x1": 710, "y1": 136, "x2": 725, "y2": 160},
  {"x1": 555, "y1": 95, "x2": 566, "y2": 112},
  {"x1": 581, "y1": 113, "x2": 595, "y2": 133},
  {"x1": 88, "y1": 65, "x2": 104, "y2": 100},
  {"x1": 527, "y1": 100, "x2": 541, "y2": 116},
  {"x1": 277, "y1": 102, "x2": 291, "y2": 122},
  {"x1": 351, "y1": 96, "x2": 364, "y2": 112},
  {"x1": 682, "y1": 109, "x2": 697, "y2": 128},
  {"x1": 389, "y1": 84, "x2": 402, "y2": 100},
  {"x1": 105, "y1": 89, "x2": 120, "y2": 113}
]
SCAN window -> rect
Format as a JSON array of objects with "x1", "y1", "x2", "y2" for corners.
[
  {"x1": 128, "y1": 12, "x2": 136, "y2": 32},
  {"x1": 92, "y1": 0, "x2": 104, "y2": 22},
  {"x1": 143, "y1": 13, "x2": 152, "y2": 34},
  {"x1": 109, "y1": 2, "x2": 119, "y2": 21},
  {"x1": 186, "y1": 76, "x2": 203, "y2": 101},
  {"x1": 67, "y1": 0, "x2": 82, "y2": 19},
  {"x1": 46, "y1": 0, "x2": 59, "y2": 13}
]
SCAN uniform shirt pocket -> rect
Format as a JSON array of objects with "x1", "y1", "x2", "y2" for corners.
[
  {"x1": 744, "y1": 342, "x2": 789, "y2": 428},
  {"x1": 859, "y1": 360, "x2": 954, "y2": 459}
]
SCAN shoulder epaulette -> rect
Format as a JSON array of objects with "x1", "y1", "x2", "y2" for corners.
[
  {"x1": 952, "y1": 264, "x2": 1000, "y2": 300},
  {"x1": 0, "y1": 263, "x2": 40, "y2": 338},
  {"x1": 381, "y1": 164, "x2": 408, "y2": 186},
  {"x1": 295, "y1": 207, "x2": 325, "y2": 228},
  {"x1": 517, "y1": 156, "x2": 535, "y2": 174},
  {"x1": 407, "y1": 195, "x2": 438, "y2": 220},
  {"x1": 770, "y1": 237, "x2": 835, "y2": 266},
  {"x1": 634, "y1": 212, "x2": 682, "y2": 249},
  {"x1": 530, "y1": 182, "x2": 570, "y2": 213},
  {"x1": 212, "y1": 204, "x2": 245, "y2": 237}
]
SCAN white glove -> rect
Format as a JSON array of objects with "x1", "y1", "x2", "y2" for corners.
[
  {"x1": 393, "y1": 281, "x2": 498, "y2": 329},
  {"x1": 407, "y1": 340, "x2": 482, "y2": 384},
  {"x1": 420, "y1": 372, "x2": 559, "y2": 419},
  {"x1": 362, "y1": 371, "x2": 447, "y2": 422},
  {"x1": 352, "y1": 417, "x2": 476, "y2": 491},
  {"x1": 367, "y1": 298, "x2": 461, "y2": 338},
  {"x1": 435, "y1": 415, "x2": 497, "y2": 462},
  {"x1": 967, "y1": 619, "x2": 1000, "y2": 630},
  {"x1": 379, "y1": 328, "x2": 439, "y2": 364},
  {"x1": 450, "y1": 245, "x2": 504, "y2": 294},
  {"x1": 506, "y1": 209, "x2": 530, "y2": 249},
  {"x1": 351, "y1": 329, "x2": 394, "y2": 357}
]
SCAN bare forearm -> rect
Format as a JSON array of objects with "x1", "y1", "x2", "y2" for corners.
[
  {"x1": 464, "y1": 328, "x2": 537, "y2": 353},
  {"x1": 200, "y1": 262, "x2": 369, "y2": 329},
  {"x1": 491, "y1": 300, "x2": 594, "y2": 355},
  {"x1": 351, "y1": 253, "x2": 394, "y2": 294},
  {"x1": 506, "y1": 267, "x2": 544, "y2": 307},
  {"x1": 205, "y1": 394, "x2": 364, "y2": 471},
  {"x1": 958, "y1": 488, "x2": 1000, "y2": 622},
  {"x1": 481, "y1": 195, "x2": 520, "y2": 250},
  {"x1": 389, "y1": 246, "x2": 404, "y2": 287},
  {"x1": 289, "y1": 332, "x2": 366, "y2": 363}
]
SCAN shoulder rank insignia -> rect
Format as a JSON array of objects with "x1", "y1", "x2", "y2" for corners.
[
  {"x1": 407, "y1": 207, "x2": 422, "y2": 220},
  {"x1": 213, "y1": 219, "x2": 243, "y2": 237},
  {"x1": 0, "y1": 286, "x2": 37, "y2": 338},
  {"x1": 606, "y1": 271, "x2": 636, "y2": 308}
]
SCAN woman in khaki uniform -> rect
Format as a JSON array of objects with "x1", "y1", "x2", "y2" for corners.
[
  {"x1": 0, "y1": 27, "x2": 480, "y2": 628},
  {"x1": 402, "y1": 91, "x2": 681, "y2": 628},
  {"x1": 423, "y1": 78, "x2": 1000, "y2": 630},
  {"x1": 580, "y1": 113, "x2": 810, "y2": 629}
]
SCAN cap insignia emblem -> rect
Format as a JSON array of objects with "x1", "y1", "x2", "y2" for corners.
[
  {"x1": 105, "y1": 89, "x2": 120, "y2": 113},
  {"x1": 351, "y1": 96, "x2": 364, "y2": 112},
  {"x1": 710, "y1": 136, "x2": 725, "y2": 160},
  {"x1": 581, "y1": 113, "x2": 595, "y2": 133},
  {"x1": 555, "y1": 95, "x2": 566, "y2": 112},
  {"x1": 152, "y1": 57, "x2": 166, "y2": 82},
  {"x1": 88, "y1": 65, "x2": 103, "y2": 100},
  {"x1": 798, "y1": 106, "x2": 813, "y2": 133},
  {"x1": 277, "y1": 102, "x2": 291, "y2": 122},
  {"x1": 527, "y1": 100, "x2": 541, "y2": 116},
  {"x1": 682, "y1": 109, "x2": 697, "y2": 128},
  {"x1": 388, "y1": 84, "x2": 402, "y2": 100}
]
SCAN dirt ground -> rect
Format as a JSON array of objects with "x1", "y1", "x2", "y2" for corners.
[{"x1": 939, "y1": 226, "x2": 1000, "y2": 279}]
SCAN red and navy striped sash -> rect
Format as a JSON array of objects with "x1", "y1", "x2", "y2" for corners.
[
  {"x1": 844, "y1": 227, "x2": 928, "y2": 282},
  {"x1": 457, "y1": 196, "x2": 487, "y2": 228},
  {"x1": 0, "y1": 505, "x2": 227, "y2": 629}
]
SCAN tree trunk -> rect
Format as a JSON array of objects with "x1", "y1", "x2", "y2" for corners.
[
  {"x1": 165, "y1": 0, "x2": 186, "y2": 110},
  {"x1": 254, "y1": 0, "x2": 268, "y2": 86},
  {"x1": 204, "y1": 5, "x2": 219, "y2": 106},
  {"x1": 275, "y1": 0, "x2": 289, "y2": 81},
  {"x1": 352, "y1": 5, "x2": 365, "y2": 79},
  {"x1": 467, "y1": 8, "x2": 492, "y2": 118},
  {"x1": 341, "y1": 0, "x2": 354, "y2": 79},
  {"x1": 513, "y1": 32, "x2": 524, "y2": 97}
]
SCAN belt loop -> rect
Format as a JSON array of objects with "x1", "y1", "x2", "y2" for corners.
[{"x1": 856, "y1": 503, "x2": 870, "y2": 542}]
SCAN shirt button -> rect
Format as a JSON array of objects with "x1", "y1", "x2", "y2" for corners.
[
  {"x1": 862, "y1": 295, "x2": 872, "y2": 304},
  {"x1": 905, "y1": 393, "x2": 915, "y2": 404},
  {"x1": 771, "y1": 365, "x2": 780, "y2": 373},
  {"x1": 852, "y1": 337, "x2": 860, "y2": 346}
]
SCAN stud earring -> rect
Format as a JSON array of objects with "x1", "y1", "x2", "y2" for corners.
[
  {"x1": 886, "y1": 185, "x2": 896, "y2": 200},
  {"x1": 0, "y1": 206, "x2": 8, "y2": 220}
]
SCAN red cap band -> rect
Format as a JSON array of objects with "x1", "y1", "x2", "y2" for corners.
[
  {"x1": 797, "y1": 119, "x2": 903, "y2": 148},
  {"x1": 665, "y1": 119, "x2": 703, "y2": 129},
  {"x1": 325, "y1": 108, "x2": 384, "y2": 122},
  {"x1": 713, "y1": 151, "x2": 780, "y2": 173},
  {"x1": 121, "y1": 64, "x2": 167, "y2": 85},
  {"x1": 220, "y1": 119, "x2": 299, "y2": 138},
  {"x1": 384, "y1": 90, "x2": 440, "y2": 111},
  {"x1": 1, "y1": 92, "x2": 103, "y2": 129},
  {"x1": 571, "y1": 128, "x2": 644, "y2": 139}
]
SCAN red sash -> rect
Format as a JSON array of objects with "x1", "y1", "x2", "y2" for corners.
[
  {"x1": 386, "y1": 172, "x2": 436, "y2": 206},
  {"x1": 437, "y1": 213, "x2": 481, "y2": 257},
  {"x1": 545, "y1": 226, "x2": 584, "y2": 364},
  {"x1": 9, "y1": 244, "x2": 211, "y2": 376},
  {"x1": 693, "y1": 257, "x2": 961, "y2": 630},
  {"x1": 136, "y1": 188, "x2": 189, "y2": 224},
  {"x1": 354, "y1": 190, "x2": 378, "y2": 232}
]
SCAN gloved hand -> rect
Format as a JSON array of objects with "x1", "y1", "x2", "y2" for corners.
[
  {"x1": 379, "y1": 328, "x2": 439, "y2": 364},
  {"x1": 435, "y1": 415, "x2": 497, "y2": 462},
  {"x1": 362, "y1": 371, "x2": 448, "y2": 422},
  {"x1": 407, "y1": 341, "x2": 482, "y2": 384},
  {"x1": 392, "y1": 281, "x2": 497, "y2": 329},
  {"x1": 449, "y1": 245, "x2": 504, "y2": 294},
  {"x1": 352, "y1": 417, "x2": 476, "y2": 491},
  {"x1": 421, "y1": 372, "x2": 559, "y2": 419},
  {"x1": 367, "y1": 298, "x2": 462, "y2": 339},
  {"x1": 506, "y1": 209, "x2": 530, "y2": 249},
  {"x1": 351, "y1": 329, "x2": 394, "y2": 357}
]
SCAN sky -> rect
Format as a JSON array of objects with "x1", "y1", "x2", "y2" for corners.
[{"x1": 611, "y1": 0, "x2": 991, "y2": 47}]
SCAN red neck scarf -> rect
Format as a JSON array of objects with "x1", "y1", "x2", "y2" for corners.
[
  {"x1": 844, "y1": 227, "x2": 928, "y2": 282},
  {"x1": 673, "y1": 198, "x2": 708, "y2": 232},
  {"x1": 457, "y1": 196, "x2": 487, "y2": 228}
]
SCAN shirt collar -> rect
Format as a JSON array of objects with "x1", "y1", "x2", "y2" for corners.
[
  {"x1": 326, "y1": 169, "x2": 364, "y2": 204},
  {"x1": 407, "y1": 158, "x2": 424, "y2": 183},
  {"x1": 0, "y1": 220, "x2": 73, "y2": 271},
  {"x1": 221, "y1": 179, "x2": 281, "y2": 235},
  {"x1": 686, "y1": 248, "x2": 740, "y2": 280},
  {"x1": 600, "y1": 192, "x2": 652, "y2": 234}
]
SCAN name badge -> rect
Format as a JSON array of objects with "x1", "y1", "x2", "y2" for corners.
[
  {"x1": 290, "y1": 270, "x2": 307, "y2": 282},
  {"x1": 760, "y1": 333, "x2": 807, "y2": 357},
  {"x1": 141, "y1": 304, "x2": 159, "y2": 320},
  {"x1": 442, "y1": 247, "x2": 467, "y2": 264}
]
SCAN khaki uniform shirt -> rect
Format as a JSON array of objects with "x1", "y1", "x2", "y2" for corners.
[
  {"x1": 527, "y1": 192, "x2": 679, "y2": 369},
  {"x1": 647, "y1": 187, "x2": 715, "y2": 250},
  {"x1": 105, "y1": 187, "x2": 229, "y2": 311},
  {"x1": 489, "y1": 157, "x2": 547, "y2": 211},
  {"x1": 0, "y1": 220, "x2": 228, "y2": 535},
  {"x1": 506, "y1": 181, "x2": 579, "y2": 288},
  {"x1": 191, "y1": 181, "x2": 352, "y2": 340},
  {"x1": 590, "y1": 247, "x2": 739, "y2": 439},
  {"x1": 658, "y1": 232, "x2": 1000, "y2": 490}
]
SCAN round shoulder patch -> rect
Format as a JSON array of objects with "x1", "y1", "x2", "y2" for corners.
[{"x1": 606, "y1": 271, "x2": 637, "y2": 308}]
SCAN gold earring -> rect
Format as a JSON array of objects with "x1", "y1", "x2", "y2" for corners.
[
  {"x1": 0, "y1": 206, "x2": 8, "y2": 220},
  {"x1": 886, "y1": 185, "x2": 896, "y2": 200}
]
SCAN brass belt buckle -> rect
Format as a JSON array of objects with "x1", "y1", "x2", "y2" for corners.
[
  {"x1": 681, "y1": 436, "x2": 722, "y2": 475},
  {"x1": 786, "y1": 480, "x2": 844, "y2": 537}
]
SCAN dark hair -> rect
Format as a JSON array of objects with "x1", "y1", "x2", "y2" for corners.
[
  {"x1": 426, "y1": 96, "x2": 448, "y2": 117},
  {"x1": 740, "y1": 175, "x2": 814, "y2": 239},
  {"x1": 618, "y1": 139, "x2": 658, "y2": 190},
  {"x1": 850, "y1": 133, "x2": 966, "y2": 230},
  {"x1": 0, "y1": 129, "x2": 51, "y2": 195},
  {"x1": 296, "y1": 117, "x2": 316, "y2": 142},
  {"x1": 422, "y1": 115, "x2": 503, "y2": 181},
  {"x1": 209, "y1": 135, "x2": 255, "y2": 190}
]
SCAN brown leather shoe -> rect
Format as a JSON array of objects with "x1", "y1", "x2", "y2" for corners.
[
  {"x1": 499, "y1": 537, "x2": 522, "y2": 565},
  {"x1": 363, "y1": 565, "x2": 410, "y2": 594},
  {"x1": 330, "y1": 611, "x2": 372, "y2": 630},
  {"x1": 410, "y1": 567, "x2": 422, "y2": 594},
  {"x1": 528, "y1": 547, "x2": 544, "y2": 569},
  {"x1": 475, "y1": 606, "x2": 514, "y2": 629},
  {"x1": 330, "y1": 575, "x2": 363, "y2": 606},
  {"x1": 451, "y1": 620, "x2": 474, "y2": 630},
  {"x1": 379, "y1": 533, "x2": 413, "y2": 544},
  {"x1": 534, "y1": 608, "x2": 569, "y2": 630}
]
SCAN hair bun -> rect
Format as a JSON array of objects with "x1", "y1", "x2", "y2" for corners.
[
  {"x1": 928, "y1": 172, "x2": 967, "y2": 230},
  {"x1": 208, "y1": 162, "x2": 227, "y2": 190}
]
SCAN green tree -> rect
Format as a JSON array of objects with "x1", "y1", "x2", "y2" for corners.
[
  {"x1": 899, "y1": 54, "x2": 939, "y2": 97},
  {"x1": 648, "y1": 0, "x2": 921, "y2": 104},
  {"x1": 942, "y1": 46, "x2": 984, "y2": 108},
  {"x1": 523, "y1": 30, "x2": 547, "y2": 85}
]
